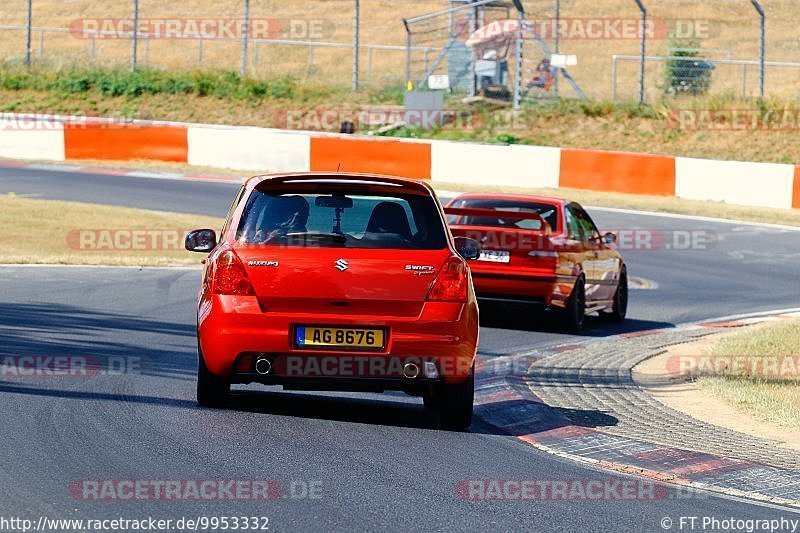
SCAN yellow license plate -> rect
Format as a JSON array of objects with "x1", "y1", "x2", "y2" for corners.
[{"x1": 294, "y1": 326, "x2": 385, "y2": 351}]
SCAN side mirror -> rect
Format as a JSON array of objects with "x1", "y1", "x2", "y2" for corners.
[
  {"x1": 602, "y1": 232, "x2": 617, "y2": 245},
  {"x1": 185, "y1": 229, "x2": 217, "y2": 253},
  {"x1": 453, "y1": 236, "x2": 480, "y2": 261}
]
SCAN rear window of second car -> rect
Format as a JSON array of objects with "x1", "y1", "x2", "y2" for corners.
[
  {"x1": 235, "y1": 189, "x2": 448, "y2": 250},
  {"x1": 448, "y1": 198, "x2": 560, "y2": 232}
]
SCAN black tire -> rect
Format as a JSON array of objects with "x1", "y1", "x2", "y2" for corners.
[
  {"x1": 427, "y1": 368, "x2": 474, "y2": 431},
  {"x1": 560, "y1": 276, "x2": 586, "y2": 332},
  {"x1": 601, "y1": 267, "x2": 628, "y2": 323},
  {"x1": 197, "y1": 346, "x2": 230, "y2": 408}
]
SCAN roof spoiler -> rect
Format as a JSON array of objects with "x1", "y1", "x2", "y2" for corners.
[{"x1": 444, "y1": 207, "x2": 551, "y2": 234}]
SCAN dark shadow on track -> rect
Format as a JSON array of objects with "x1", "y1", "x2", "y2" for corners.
[
  {"x1": 0, "y1": 379, "x2": 445, "y2": 430},
  {"x1": 0, "y1": 303, "x2": 196, "y2": 380},
  {"x1": 0, "y1": 382, "x2": 197, "y2": 409},
  {"x1": 0, "y1": 303, "x2": 621, "y2": 435},
  {"x1": 227, "y1": 390, "x2": 442, "y2": 430},
  {"x1": 478, "y1": 301, "x2": 674, "y2": 336},
  {"x1": 472, "y1": 396, "x2": 619, "y2": 438}
]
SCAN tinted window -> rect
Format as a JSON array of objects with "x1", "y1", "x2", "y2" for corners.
[
  {"x1": 449, "y1": 199, "x2": 558, "y2": 231},
  {"x1": 221, "y1": 185, "x2": 247, "y2": 237},
  {"x1": 236, "y1": 190, "x2": 447, "y2": 250},
  {"x1": 565, "y1": 206, "x2": 582, "y2": 240},
  {"x1": 567, "y1": 204, "x2": 600, "y2": 242}
]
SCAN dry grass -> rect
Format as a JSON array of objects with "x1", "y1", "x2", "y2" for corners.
[
  {"x1": 1, "y1": 0, "x2": 799, "y2": 98},
  {"x1": 2, "y1": 1, "x2": 800, "y2": 163},
  {"x1": 0, "y1": 193, "x2": 223, "y2": 266},
  {"x1": 3, "y1": 86, "x2": 800, "y2": 165},
  {"x1": 697, "y1": 320, "x2": 800, "y2": 428}
]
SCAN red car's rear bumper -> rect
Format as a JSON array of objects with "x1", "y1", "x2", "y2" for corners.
[
  {"x1": 198, "y1": 294, "x2": 479, "y2": 385},
  {"x1": 470, "y1": 270, "x2": 577, "y2": 309}
]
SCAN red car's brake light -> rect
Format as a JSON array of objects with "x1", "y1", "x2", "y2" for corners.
[
  {"x1": 427, "y1": 258, "x2": 469, "y2": 302},
  {"x1": 210, "y1": 249, "x2": 255, "y2": 296}
]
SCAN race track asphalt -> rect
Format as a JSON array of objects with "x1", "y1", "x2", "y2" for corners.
[{"x1": 1, "y1": 164, "x2": 799, "y2": 531}]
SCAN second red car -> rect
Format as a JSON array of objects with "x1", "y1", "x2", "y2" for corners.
[{"x1": 445, "y1": 193, "x2": 628, "y2": 331}]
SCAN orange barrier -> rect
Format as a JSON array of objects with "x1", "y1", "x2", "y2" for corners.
[
  {"x1": 310, "y1": 136, "x2": 431, "y2": 180},
  {"x1": 64, "y1": 124, "x2": 188, "y2": 162},
  {"x1": 794, "y1": 166, "x2": 800, "y2": 209},
  {"x1": 559, "y1": 149, "x2": 676, "y2": 197}
]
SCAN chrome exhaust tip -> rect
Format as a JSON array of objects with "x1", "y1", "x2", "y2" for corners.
[
  {"x1": 255, "y1": 357, "x2": 272, "y2": 375},
  {"x1": 402, "y1": 363, "x2": 420, "y2": 379}
]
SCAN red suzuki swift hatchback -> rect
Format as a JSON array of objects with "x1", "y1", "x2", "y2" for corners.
[{"x1": 185, "y1": 173, "x2": 481, "y2": 430}]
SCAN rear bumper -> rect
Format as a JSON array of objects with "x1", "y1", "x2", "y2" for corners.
[
  {"x1": 198, "y1": 294, "x2": 479, "y2": 385},
  {"x1": 232, "y1": 372, "x2": 442, "y2": 394},
  {"x1": 470, "y1": 271, "x2": 577, "y2": 309}
]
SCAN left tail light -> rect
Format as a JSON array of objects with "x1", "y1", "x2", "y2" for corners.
[
  {"x1": 427, "y1": 257, "x2": 469, "y2": 302},
  {"x1": 209, "y1": 249, "x2": 255, "y2": 296}
]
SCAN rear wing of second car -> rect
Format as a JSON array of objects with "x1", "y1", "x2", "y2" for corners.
[{"x1": 444, "y1": 207, "x2": 551, "y2": 235}]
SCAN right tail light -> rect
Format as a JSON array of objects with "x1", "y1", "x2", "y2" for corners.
[{"x1": 427, "y1": 258, "x2": 469, "y2": 302}]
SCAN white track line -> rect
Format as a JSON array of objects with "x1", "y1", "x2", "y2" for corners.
[{"x1": 587, "y1": 205, "x2": 800, "y2": 232}]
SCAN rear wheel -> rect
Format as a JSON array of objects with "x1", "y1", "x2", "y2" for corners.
[
  {"x1": 425, "y1": 368, "x2": 474, "y2": 431},
  {"x1": 560, "y1": 276, "x2": 586, "y2": 332},
  {"x1": 197, "y1": 346, "x2": 230, "y2": 408},
  {"x1": 601, "y1": 267, "x2": 628, "y2": 322}
]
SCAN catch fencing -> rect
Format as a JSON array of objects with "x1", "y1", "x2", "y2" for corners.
[{"x1": 1, "y1": 0, "x2": 799, "y2": 102}]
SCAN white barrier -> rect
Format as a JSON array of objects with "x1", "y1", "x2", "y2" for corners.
[
  {"x1": 675, "y1": 157, "x2": 795, "y2": 210},
  {"x1": 187, "y1": 127, "x2": 310, "y2": 172},
  {"x1": 0, "y1": 128, "x2": 65, "y2": 161},
  {"x1": 430, "y1": 141, "x2": 561, "y2": 189},
  {"x1": 0, "y1": 113, "x2": 797, "y2": 210}
]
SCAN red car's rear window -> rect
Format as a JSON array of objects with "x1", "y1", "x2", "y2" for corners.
[
  {"x1": 448, "y1": 198, "x2": 560, "y2": 232},
  {"x1": 236, "y1": 188, "x2": 448, "y2": 250}
]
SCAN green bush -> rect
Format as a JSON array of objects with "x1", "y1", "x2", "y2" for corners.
[
  {"x1": 663, "y1": 39, "x2": 715, "y2": 96},
  {"x1": 0, "y1": 66, "x2": 300, "y2": 101}
]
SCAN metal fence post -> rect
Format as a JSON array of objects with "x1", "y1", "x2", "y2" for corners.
[
  {"x1": 403, "y1": 19, "x2": 411, "y2": 90},
  {"x1": 634, "y1": 0, "x2": 647, "y2": 104},
  {"x1": 513, "y1": 9, "x2": 524, "y2": 109},
  {"x1": 353, "y1": 0, "x2": 360, "y2": 90},
  {"x1": 611, "y1": 55, "x2": 618, "y2": 100},
  {"x1": 751, "y1": 0, "x2": 765, "y2": 99},
  {"x1": 25, "y1": 0, "x2": 32, "y2": 67},
  {"x1": 554, "y1": 0, "x2": 560, "y2": 97},
  {"x1": 241, "y1": 0, "x2": 250, "y2": 76},
  {"x1": 741, "y1": 63, "x2": 747, "y2": 97},
  {"x1": 367, "y1": 47, "x2": 374, "y2": 84},
  {"x1": 470, "y1": 4, "x2": 478, "y2": 97},
  {"x1": 131, "y1": 0, "x2": 139, "y2": 71}
]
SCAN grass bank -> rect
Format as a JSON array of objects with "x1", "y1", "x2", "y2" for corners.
[
  {"x1": 0, "y1": 193, "x2": 222, "y2": 266},
  {"x1": 1, "y1": 66, "x2": 800, "y2": 165},
  {"x1": 697, "y1": 319, "x2": 800, "y2": 428}
]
